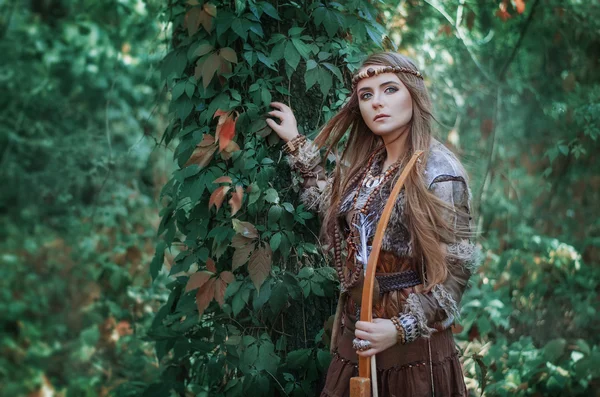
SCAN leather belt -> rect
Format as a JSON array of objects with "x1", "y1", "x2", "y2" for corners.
[{"x1": 375, "y1": 270, "x2": 421, "y2": 294}]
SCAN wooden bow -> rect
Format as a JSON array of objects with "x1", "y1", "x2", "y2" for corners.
[{"x1": 349, "y1": 150, "x2": 424, "y2": 397}]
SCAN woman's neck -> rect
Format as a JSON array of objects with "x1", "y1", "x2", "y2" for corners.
[{"x1": 380, "y1": 125, "x2": 410, "y2": 171}]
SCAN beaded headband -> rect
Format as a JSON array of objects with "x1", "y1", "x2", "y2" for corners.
[{"x1": 351, "y1": 65, "x2": 423, "y2": 89}]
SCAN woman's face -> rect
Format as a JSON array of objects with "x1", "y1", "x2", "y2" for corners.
[{"x1": 356, "y1": 68, "x2": 413, "y2": 139}]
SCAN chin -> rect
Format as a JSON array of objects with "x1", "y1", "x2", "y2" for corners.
[{"x1": 369, "y1": 127, "x2": 401, "y2": 136}]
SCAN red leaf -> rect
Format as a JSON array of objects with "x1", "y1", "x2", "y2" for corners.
[
  {"x1": 232, "y1": 219, "x2": 258, "y2": 239},
  {"x1": 206, "y1": 258, "x2": 217, "y2": 273},
  {"x1": 203, "y1": 3, "x2": 217, "y2": 17},
  {"x1": 248, "y1": 243, "x2": 272, "y2": 292},
  {"x1": 232, "y1": 242, "x2": 255, "y2": 271},
  {"x1": 231, "y1": 234, "x2": 254, "y2": 248},
  {"x1": 213, "y1": 176, "x2": 233, "y2": 184},
  {"x1": 228, "y1": 185, "x2": 244, "y2": 216},
  {"x1": 213, "y1": 110, "x2": 237, "y2": 153},
  {"x1": 496, "y1": 2, "x2": 511, "y2": 22},
  {"x1": 219, "y1": 47, "x2": 238, "y2": 64},
  {"x1": 184, "y1": 8, "x2": 202, "y2": 36},
  {"x1": 437, "y1": 24, "x2": 453, "y2": 37},
  {"x1": 198, "y1": 52, "x2": 221, "y2": 88},
  {"x1": 198, "y1": 10, "x2": 213, "y2": 33},
  {"x1": 185, "y1": 271, "x2": 213, "y2": 292},
  {"x1": 196, "y1": 277, "x2": 216, "y2": 316},
  {"x1": 116, "y1": 320, "x2": 133, "y2": 336},
  {"x1": 515, "y1": 0, "x2": 526, "y2": 14},
  {"x1": 209, "y1": 186, "x2": 230, "y2": 211},
  {"x1": 184, "y1": 134, "x2": 217, "y2": 168},
  {"x1": 221, "y1": 140, "x2": 240, "y2": 160},
  {"x1": 214, "y1": 271, "x2": 235, "y2": 307}
]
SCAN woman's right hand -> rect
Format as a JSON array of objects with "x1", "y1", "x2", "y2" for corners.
[{"x1": 266, "y1": 102, "x2": 300, "y2": 142}]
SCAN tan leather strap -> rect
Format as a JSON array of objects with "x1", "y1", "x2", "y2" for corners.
[{"x1": 356, "y1": 149, "x2": 424, "y2": 381}]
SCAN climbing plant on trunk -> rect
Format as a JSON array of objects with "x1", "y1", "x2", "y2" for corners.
[{"x1": 146, "y1": 1, "x2": 387, "y2": 395}]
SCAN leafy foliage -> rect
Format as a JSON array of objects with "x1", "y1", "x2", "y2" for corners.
[
  {"x1": 3, "y1": 0, "x2": 599, "y2": 396},
  {"x1": 0, "y1": 0, "x2": 170, "y2": 395},
  {"x1": 143, "y1": 0, "x2": 388, "y2": 395}
]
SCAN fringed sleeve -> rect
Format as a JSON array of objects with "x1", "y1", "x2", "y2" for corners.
[
  {"x1": 399, "y1": 175, "x2": 483, "y2": 342},
  {"x1": 285, "y1": 138, "x2": 333, "y2": 217}
]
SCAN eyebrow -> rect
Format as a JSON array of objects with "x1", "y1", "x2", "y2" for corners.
[{"x1": 357, "y1": 81, "x2": 399, "y2": 93}]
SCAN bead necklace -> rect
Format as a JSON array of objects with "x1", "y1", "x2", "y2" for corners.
[{"x1": 333, "y1": 147, "x2": 408, "y2": 291}]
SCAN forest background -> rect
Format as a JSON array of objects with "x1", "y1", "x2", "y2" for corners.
[{"x1": 1, "y1": 0, "x2": 599, "y2": 396}]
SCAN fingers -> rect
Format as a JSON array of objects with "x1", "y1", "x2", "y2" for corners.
[
  {"x1": 269, "y1": 101, "x2": 290, "y2": 111},
  {"x1": 355, "y1": 321, "x2": 373, "y2": 332},
  {"x1": 265, "y1": 118, "x2": 281, "y2": 133},
  {"x1": 354, "y1": 329, "x2": 370, "y2": 340},
  {"x1": 267, "y1": 110, "x2": 285, "y2": 120}
]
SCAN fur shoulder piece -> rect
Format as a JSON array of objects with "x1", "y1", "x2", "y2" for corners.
[{"x1": 422, "y1": 139, "x2": 468, "y2": 189}]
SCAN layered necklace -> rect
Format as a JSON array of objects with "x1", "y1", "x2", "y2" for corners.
[{"x1": 333, "y1": 147, "x2": 408, "y2": 292}]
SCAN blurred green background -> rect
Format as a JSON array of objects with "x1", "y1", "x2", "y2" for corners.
[{"x1": 1, "y1": 0, "x2": 599, "y2": 396}]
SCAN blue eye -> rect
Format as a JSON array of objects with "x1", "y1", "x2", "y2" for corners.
[{"x1": 360, "y1": 86, "x2": 398, "y2": 100}]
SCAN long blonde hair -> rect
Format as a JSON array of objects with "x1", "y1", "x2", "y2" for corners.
[{"x1": 313, "y1": 52, "x2": 472, "y2": 289}]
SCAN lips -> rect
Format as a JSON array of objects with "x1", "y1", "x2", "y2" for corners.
[{"x1": 374, "y1": 114, "x2": 389, "y2": 121}]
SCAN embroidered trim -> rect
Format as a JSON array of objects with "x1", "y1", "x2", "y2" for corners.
[
  {"x1": 447, "y1": 240, "x2": 483, "y2": 274},
  {"x1": 329, "y1": 349, "x2": 460, "y2": 372},
  {"x1": 286, "y1": 139, "x2": 321, "y2": 170},
  {"x1": 432, "y1": 284, "x2": 460, "y2": 321},
  {"x1": 398, "y1": 313, "x2": 420, "y2": 343},
  {"x1": 440, "y1": 314, "x2": 455, "y2": 329},
  {"x1": 403, "y1": 293, "x2": 436, "y2": 337}
]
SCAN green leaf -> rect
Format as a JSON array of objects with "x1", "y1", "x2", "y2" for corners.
[
  {"x1": 232, "y1": 290, "x2": 246, "y2": 317},
  {"x1": 193, "y1": 43, "x2": 214, "y2": 58},
  {"x1": 291, "y1": 38, "x2": 312, "y2": 59},
  {"x1": 248, "y1": 182, "x2": 261, "y2": 205},
  {"x1": 264, "y1": 188, "x2": 279, "y2": 204},
  {"x1": 558, "y1": 144, "x2": 569, "y2": 156},
  {"x1": 288, "y1": 26, "x2": 304, "y2": 36},
  {"x1": 260, "y1": 87, "x2": 272, "y2": 106},
  {"x1": 306, "y1": 59, "x2": 318, "y2": 70},
  {"x1": 255, "y1": 342, "x2": 280, "y2": 373},
  {"x1": 268, "y1": 205, "x2": 282, "y2": 226},
  {"x1": 317, "y1": 349, "x2": 331, "y2": 371},
  {"x1": 252, "y1": 279, "x2": 272, "y2": 311},
  {"x1": 305, "y1": 67, "x2": 319, "y2": 91},
  {"x1": 241, "y1": 343, "x2": 258, "y2": 369},
  {"x1": 544, "y1": 338, "x2": 567, "y2": 362},
  {"x1": 322, "y1": 62, "x2": 343, "y2": 81},
  {"x1": 286, "y1": 348, "x2": 311, "y2": 369},
  {"x1": 284, "y1": 41, "x2": 301, "y2": 71},
  {"x1": 257, "y1": 52, "x2": 277, "y2": 70},
  {"x1": 270, "y1": 41, "x2": 286, "y2": 62},
  {"x1": 81, "y1": 326, "x2": 100, "y2": 346},
  {"x1": 260, "y1": 1, "x2": 281, "y2": 20},
  {"x1": 270, "y1": 232, "x2": 282, "y2": 251},
  {"x1": 235, "y1": 0, "x2": 246, "y2": 15},
  {"x1": 150, "y1": 241, "x2": 167, "y2": 281},
  {"x1": 172, "y1": 80, "x2": 186, "y2": 100},
  {"x1": 317, "y1": 68, "x2": 333, "y2": 96},
  {"x1": 185, "y1": 79, "x2": 196, "y2": 98},
  {"x1": 231, "y1": 18, "x2": 248, "y2": 40}
]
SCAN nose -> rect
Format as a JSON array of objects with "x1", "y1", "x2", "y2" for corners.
[{"x1": 371, "y1": 92, "x2": 383, "y2": 108}]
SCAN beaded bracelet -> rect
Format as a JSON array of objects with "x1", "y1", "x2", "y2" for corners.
[
  {"x1": 282, "y1": 135, "x2": 307, "y2": 155},
  {"x1": 390, "y1": 316, "x2": 406, "y2": 344}
]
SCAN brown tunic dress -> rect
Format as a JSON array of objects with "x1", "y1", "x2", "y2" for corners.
[{"x1": 320, "y1": 254, "x2": 468, "y2": 397}]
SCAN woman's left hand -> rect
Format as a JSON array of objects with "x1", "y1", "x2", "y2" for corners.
[{"x1": 354, "y1": 318, "x2": 398, "y2": 357}]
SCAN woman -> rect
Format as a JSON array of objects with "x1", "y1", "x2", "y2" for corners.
[{"x1": 266, "y1": 52, "x2": 481, "y2": 396}]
